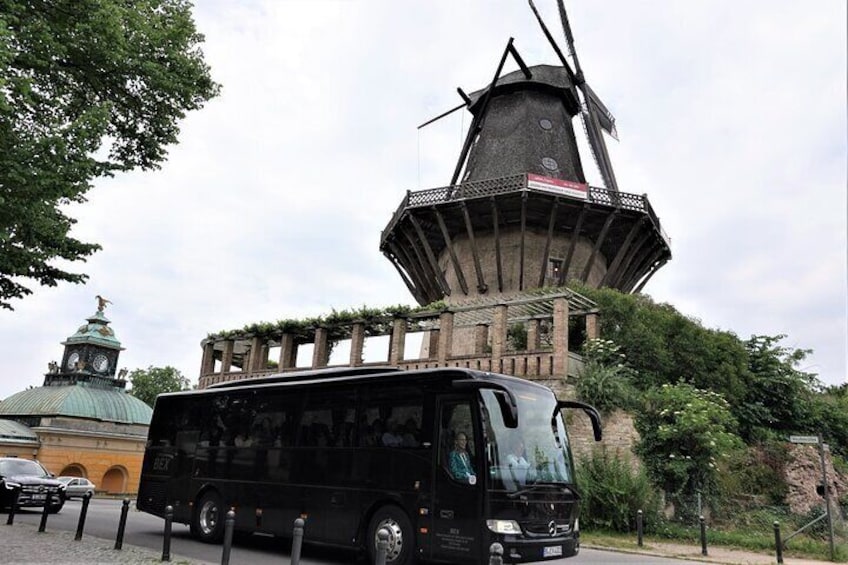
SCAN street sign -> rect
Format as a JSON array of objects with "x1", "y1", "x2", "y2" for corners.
[{"x1": 789, "y1": 435, "x2": 819, "y2": 444}]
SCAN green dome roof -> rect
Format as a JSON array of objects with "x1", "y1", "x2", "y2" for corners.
[
  {"x1": 62, "y1": 310, "x2": 123, "y2": 350},
  {"x1": 0, "y1": 384, "x2": 151, "y2": 425}
]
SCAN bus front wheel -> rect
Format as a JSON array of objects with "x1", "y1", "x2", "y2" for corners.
[
  {"x1": 367, "y1": 505, "x2": 415, "y2": 565},
  {"x1": 192, "y1": 491, "x2": 224, "y2": 543}
]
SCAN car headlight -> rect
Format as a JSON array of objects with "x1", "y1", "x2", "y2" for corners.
[
  {"x1": 58, "y1": 484, "x2": 67, "y2": 490},
  {"x1": 574, "y1": 518, "x2": 579, "y2": 533},
  {"x1": 487, "y1": 519, "x2": 522, "y2": 534},
  {"x1": 5, "y1": 481, "x2": 21, "y2": 490}
]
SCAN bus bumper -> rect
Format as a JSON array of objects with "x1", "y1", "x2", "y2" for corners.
[{"x1": 490, "y1": 534, "x2": 579, "y2": 562}]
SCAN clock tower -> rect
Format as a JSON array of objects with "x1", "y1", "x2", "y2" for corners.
[{"x1": 51, "y1": 302, "x2": 126, "y2": 388}]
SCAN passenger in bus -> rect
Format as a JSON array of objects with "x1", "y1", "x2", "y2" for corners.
[
  {"x1": 401, "y1": 418, "x2": 420, "y2": 447},
  {"x1": 368, "y1": 419, "x2": 385, "y2": 447},
  {"x1": 449, "y1": 432, "x2": 476, "y2": 483},
  {"x1": 382, "y1": 420, "x2": 404, "y2": 447}
]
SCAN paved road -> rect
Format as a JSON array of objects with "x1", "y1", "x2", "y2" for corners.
[{"x1": 8, "y1": 498, "x2": 711, "y2": 564}]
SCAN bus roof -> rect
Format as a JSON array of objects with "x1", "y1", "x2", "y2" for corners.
[
  {"x1": 206, "y1": 366, "x2": 404, "y2": 389},
  {"x1": 162, "y1": 367, "x2": 550, "y2": 399}
]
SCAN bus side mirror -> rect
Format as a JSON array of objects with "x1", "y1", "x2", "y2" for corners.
[
  {"x1": 557, "y1": 400, "x2": 602, "y2": 441},
  {"x1": 493, "y1": 390, "x2": 518, "y2": 429}
]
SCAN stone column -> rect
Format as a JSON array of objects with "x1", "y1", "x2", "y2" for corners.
[
  {"x1": 312, "y1": 328, "x2": 329, "y2": 369},
  {"x1": 427, "y1": 329, "x2": 440, "y2": 360},
  {"x1": 248, "y1": 336, "x2": 263, "y2": 373},
  {"x1": 491, "y1": 304, "x2": 508, "y2": 367},
  {"x1": 279, "y1": 333, "x2": 296, "y2": 369},
  {"x1": 221, "y1": 340, "x2": 234, "y2": 374},
  {"x1": 586, "y1": 312, "x2": 600, "y2": 340},
  {"x1": 259, "y1": 344, "x2": 269, "y2": 370},
  {"x1": 200, "y1": 342, "x2": 215, "y2": 377},
  {"x1": 527, "y1": 319, "x2": 541, "y2": 351},
  {"x1": 389, "y1": 318, "x2": 407, "y2": 365},
  {"x1": 350, "y1": 322, "x2": 365, "y2": 367},
  {"x1": 474, "y1": 324, "x2": 489, "y2": 355},
  {"x1": 553, "y1": 297, "x2": 570, "y2": 377},
  {"x1": 437, "y1": 312, "x2": 454, "y2": 365}
]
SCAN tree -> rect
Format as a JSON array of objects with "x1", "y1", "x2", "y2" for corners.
[
  {"x1": 128, "y1": 365, "x2": 190, "y2": 407},
  {"x1": 0, "y1": 0, "x2": 220, "y2": 309}
]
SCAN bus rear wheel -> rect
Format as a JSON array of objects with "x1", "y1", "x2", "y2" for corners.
[
  {"x1": 367, "y1": 505, "x2": 415, "y2": 565},
  {"x1": 192, "y1": 491, "x2": 224, "y2": 543}
]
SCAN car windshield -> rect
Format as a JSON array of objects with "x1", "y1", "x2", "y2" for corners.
[
  {"x1": 0, "y1": 459, "x2": 49, "y2": 478},
  {"x1": 58, "y1": 477, "x2": 73, "y2": 484},
  {"x1": 481, "y1": 385, "x2": 574, "y2": 492}
]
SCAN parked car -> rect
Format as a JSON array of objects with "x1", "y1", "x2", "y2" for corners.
[
  {"x1": 57, "y1": 476, "x2": 95, "y2": 499},
  {"x1": 0, "y1": 457, "x2": 65, "y2": 513}
]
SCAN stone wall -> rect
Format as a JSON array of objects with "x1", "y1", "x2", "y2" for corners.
[{"x1": 785, "y1": 443, "x2": 848, "y2": 515}]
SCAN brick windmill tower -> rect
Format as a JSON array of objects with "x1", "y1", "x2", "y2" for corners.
[{"x1": 381, "y1": 0, "x2": 670, "y2": 306}]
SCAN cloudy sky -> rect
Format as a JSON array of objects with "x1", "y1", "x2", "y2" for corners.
[{"x1": 1, "y1": 0, "x2": 845, "y2": 400}]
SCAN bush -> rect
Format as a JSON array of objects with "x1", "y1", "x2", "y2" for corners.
[
  {"x1": 635, "y1": 383, "x2": 744, "y2": 497},
  {"x1": 576, "y1": 339, "x2": 639, "y2": 414},
  {"x1": 577, "y1": 447, "x2": 660, "y2": 532}
]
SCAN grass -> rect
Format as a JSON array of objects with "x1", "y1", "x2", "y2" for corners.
[{"x1": 582, "y1": 526, "x2": 848, "y2": 563}]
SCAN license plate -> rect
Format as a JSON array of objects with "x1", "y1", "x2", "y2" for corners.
[
  {"x1": 543, "y1": 545, "x2": 563, "y2": 558},
  {"x1": 31, "y1": 494, "x2": 46, "y2": 501}
]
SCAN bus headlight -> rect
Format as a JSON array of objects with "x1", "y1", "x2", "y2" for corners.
[{"x1": 487, "y1": 519, "x2": 522, "y2": 534}]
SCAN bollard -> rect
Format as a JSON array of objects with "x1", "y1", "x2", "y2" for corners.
[
  {"x1": 114, "y1": 498, "x2": 130, "y2": 550},
  {"x1": 636, "y1": 509, "x2": 643, "y2": 547},
  {"x1": 74, "y1": 491, "x2": 93, "y2": 541},
  {"x1": 773, "y1": 521, "x2": 784, "y2": 564},
  {"x1": 699, "y1": 515, "x2": 707, "y2": 556},
  {"x1": 161, "y1": 505, "x2": 173, "y2": 562},
  {"x1": 374, "y1": 527, "x2": 390, "y2": 565},
  {"x1": 489, "y1": 542, "x2": 504, "y2": 565},
  {"x1": 6, "y1": 489, "x2": 19, "y2": 525},
  {"x1": 221, "y1": 509, "x2": 235, "y2": 565},
  {"x1": 291, "y1": 517, "x2": 305, "y2": 565},
  {"x1": 38, "y1": 493, "x2": 52, "y2": 533}
]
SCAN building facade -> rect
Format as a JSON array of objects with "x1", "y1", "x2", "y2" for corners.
[{"x1": 0, "y1": 302, "x2": 151, "y2": 494}]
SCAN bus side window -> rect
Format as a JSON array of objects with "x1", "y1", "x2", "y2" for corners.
[
  {"x1": 358, "y1": 387, "x2": 423, "y2": 448},
  {"x1": 440, "y1": 402, "x2": 477, "y2": 484},
  {"x1": 299, "y1": 390, "x2": 354, "y2": 447}
]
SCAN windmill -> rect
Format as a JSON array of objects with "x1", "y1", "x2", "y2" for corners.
[{"x1": 381, "y1": 0, "x2": 671, "y2": 305}]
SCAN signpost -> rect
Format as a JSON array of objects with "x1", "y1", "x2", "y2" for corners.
[{"x1": 787, "y1": 434, "x2": 834, "y2": 560}]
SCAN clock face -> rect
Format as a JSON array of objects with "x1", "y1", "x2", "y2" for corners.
[
  {"x1": 66, "y1": 352, "x2": 80, "y2": 370},
  {"x1": 93, "y1": 353, "x2": 109, "y2": 373}
]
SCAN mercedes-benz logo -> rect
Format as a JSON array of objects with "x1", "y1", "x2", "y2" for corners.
[
  {"x1": 38, "y1": 486, "x2": 46, "y2": 493},
  {"x1": 548, "y1": 520, "x2": 557, "y2": 536}
]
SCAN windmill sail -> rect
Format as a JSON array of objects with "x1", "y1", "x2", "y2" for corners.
[{"x1": 583, "y1": 82, "x2": 618, "y2": 140}]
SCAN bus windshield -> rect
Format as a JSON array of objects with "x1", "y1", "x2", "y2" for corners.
[{"x1": 482, "y1": 386, "x2": 573, "y2": 492}]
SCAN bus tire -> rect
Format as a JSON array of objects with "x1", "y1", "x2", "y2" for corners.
[
  {"x1": 191, "y1": 490, "x2": 225, "y2": 543},
  {"x1": 366, "y1": 505, "x2": 415, "y2": 565}
]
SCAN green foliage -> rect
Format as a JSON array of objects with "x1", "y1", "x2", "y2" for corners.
[
  {"x1": 576, "y1": 339, "x2": 638, "y2": 414},
  {"x1": 209, "y1": 302, "x2": 444, "y2": 344},
  {"x1": 737, "y1": 335, "x2": 820, "y2": 441},
  {"x1": 128, "y1": 365, "x2": 191, "y2": 407},
  {"x1": 635, "y1": 383, "x2": 744, "y2": 496},
  {"x1": 506, "y1": 323, "x2": 527, "y2": 351},
  {"x1": 571, "y1": 285, "x2": 751, "y2": 404},
  {"x1": 717, "y1": 440, "x2": 791, "y2": 505},
  {"x1": 577, "y1": 447, "x2": 660, "y2": 532},
  {"x1": 0, "y1": 0, "x2": 220, "y2": 309}
]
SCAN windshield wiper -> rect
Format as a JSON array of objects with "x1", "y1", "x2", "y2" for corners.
[{"x1": 506, "y1": 482, "x2": 579, "y2": 500}]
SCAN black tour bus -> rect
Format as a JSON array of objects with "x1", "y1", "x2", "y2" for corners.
[{"x1": 137, "y1": 367, "x2": 601, "y2": 564}]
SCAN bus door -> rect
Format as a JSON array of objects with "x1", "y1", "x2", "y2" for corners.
[{"x1": 431, "y1": 397, "x2": 482, "y2": 563}]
